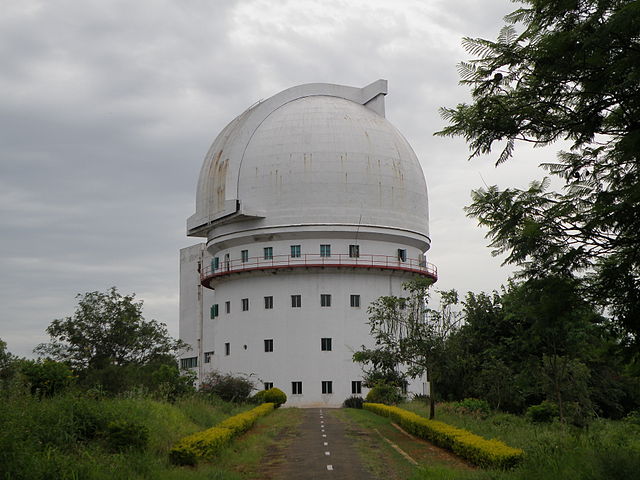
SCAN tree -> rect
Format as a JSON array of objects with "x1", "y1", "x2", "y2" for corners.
[
  {"x1": 353, "y1": 278, "x2": 459, "y2": 418},
  {"x1": 436, "y1": 0, "x2": 640, "y2": 352},
  {"x1": 35, "y1": 287, "x2": 187, "y2": 372}
]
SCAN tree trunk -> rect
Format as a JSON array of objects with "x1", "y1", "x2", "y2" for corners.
[{"x1": 429, "y1": 380, "x2": 435, "y2": 419}]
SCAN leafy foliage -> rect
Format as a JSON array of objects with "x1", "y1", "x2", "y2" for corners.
[
  {"x1": 354, "y1": 277, "x2": 459, "y2": 417},
  {"x1": 365, "y1": 383, "x2": 403, "y2": 405},
  {"x1": 18, "y1": 359, "x2": 75, "y2": 397},
  {"x1": 104, "y1": 420, "x2": 149, "y2": 451},
  {"x1": 35, "y1": 287, "x2": 187, "y2": 371},
  {"x1": 342, "y1": 395, "x2": 364, "y2": 409},
  {"x1": 199, "y1": 370, "x2": 254, "y2": 403},
  {"x1": 437, "y1": 0, "x2": 640, "y2": 352}
]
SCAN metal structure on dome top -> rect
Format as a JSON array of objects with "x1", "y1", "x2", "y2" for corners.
[{"x1": 179, "y1": 80, "x2": 436, "y2": 406}]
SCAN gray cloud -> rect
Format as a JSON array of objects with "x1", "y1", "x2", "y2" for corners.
[{"x1": 0, "y1": 0, "x2": 552, "y2": 357}]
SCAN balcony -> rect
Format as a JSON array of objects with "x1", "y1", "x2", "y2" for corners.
[{"x1": 200, "y1": 253, "x2": 437, "y2": 289}]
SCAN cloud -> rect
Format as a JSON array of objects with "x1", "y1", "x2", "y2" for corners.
[{"x1": 0, "y1": 0, "x2": 553, "y2": 357}]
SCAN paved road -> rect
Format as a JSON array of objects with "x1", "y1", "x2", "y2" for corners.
[{"x1": 274, "y1": 408, "x2": 377, "y2": 479}]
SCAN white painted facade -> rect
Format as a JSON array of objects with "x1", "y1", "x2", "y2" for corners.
[{"x1": 179, "y1": 80, "x2": 436, "y2": 406}]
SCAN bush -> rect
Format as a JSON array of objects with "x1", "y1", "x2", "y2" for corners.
[
  {"x1": 199, "y1": 371, "x2": 254, "y2": 403},
  {"x1": 19, "y1": 359, "x2": 75, "y2": 397},
  {"x1": 452, "y1": 398, "x2": 491, "y2": 417},
  {"x1": 624, "y1": 409, "x2": 640, "y2": 426},
  {"x1": 169, "y1": 402, "x2": 275, "y2": 465},
  {"x1": 343, "y1": 396, "x2": 364, "y2": 409},
  {"x1": 257, "y1": 387, "x2": 287, "y2": 407},
  {"x1": 526, "y1": 401, "x2": 559, "y2": 423},
  {"x1": 365, "y1": 383, "x2": 403, "y2": 405},
  {"x1": 364, "y1": 402, "x2": 524, "y2": 469},
  {"x1": 104, "y1": 420, "x2": 149, "y2": 451}
]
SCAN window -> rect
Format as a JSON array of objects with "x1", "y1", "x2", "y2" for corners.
[
  {"x1": 320, "y1": 244, "x2": 331, "y2": 257},
  {"x1": 352, "y1": 381, "x2": 362, "y2": 394},
  {"x1": 224, "y1": 253, "x2": 230, "y2": 270},
  {"x1": 349, "y1": 244, "x2": 360, "y2": 258},
  {"x1": 291, "y1": 245, "x2": 301, "y2": 258},
  {"x1": 210, "y1": 304, "x2": 219, "y2": 319},
  {"x1": 292, "y1": 381, "x2": 303, "y2": 395},
  {"x1": 321, "y1": 337, "x2": 332, "y2": 351},
  {"x1": 242, "y1": 298, "x2": 249, "y2": 311},
  {"x1": 320, "y1": 294, "x2": 331, "y2": 307},
  {"x1": 225, "y1": 301, "x2": 230, "y2": 314},
  {"x1": 397, "y1": 248, "x2": 407, "y2": 262},
  {"x1": 225, "y1": 342, "x2": 230, "y2": 356},
  {"x1": 264, "y1": 382, "x2": 274, "y2": 390},
  {"x1": 204, "y1": 351, "x2": 214, "y2": 363},
  {"x1": 401, "y1": 381, "x2": 408, "y2": 395},
  {"x1": 350, "y1": 294, "x2": 361, "y2": 308},
  {"x1": 241, "y1": 249, "x2": 249, "y2": 263},
  {"x1": 180, "y1": 357, "x2": 197, "y2": 369},
  {"x1": 264, "y1": 339, "x2": 273, "y2": 352},
  {"x1": 264, "y1": 247, "x2": 273, "y2": 260},
  {"x1": 264, "y1": 296, "x2": 273, "y2": 309},
  {"x1": 321, "y1": 381, "x2": 333, "y2": 394},
  {"x1": 291, "y1": 295, "x2": 301, "y2": 308},
  {"x1": 212, "y1": 257, "x2": 219, "y2": 271}
]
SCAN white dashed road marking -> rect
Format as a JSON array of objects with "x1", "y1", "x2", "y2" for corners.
[{"x1": 327, "y1": 465, "x2": 333, "y2": 471}]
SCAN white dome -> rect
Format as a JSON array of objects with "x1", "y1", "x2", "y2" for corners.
[{"x1": 187, "y1": 80, "x2": 430, "y2": 248}]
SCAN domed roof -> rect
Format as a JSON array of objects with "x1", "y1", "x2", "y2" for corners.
[{"x1": 187, "y1": 80, "x2": 430, "y2": 246}]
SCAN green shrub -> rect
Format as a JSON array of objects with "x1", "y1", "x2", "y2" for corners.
[
  {"x1": 364, "y1": 402, "x2": 524, "y2": 469},
  {"x1": 526, "y1": 401, "x2": 559, "y2": 423},
  {"x1": 624, "y1": 409, "x2": 640, "y2": 426},
  {"x1": 365, "y1": 383, "x2": 403, "y2": 405},
  {"x1": 105, "y1": 420, "x2": 149, "y2": 451},
  {"x1": 169, "y1": 402, "x2": 275, "y2": 465},
  {"x1": 453, "y1": 398, "x2": 491, "y2": 416},
  {"x1": 199, "y1": 371, "x2": 254, "y2": 403},
  {"x1": 259, "y1": 387, "x2": 287, "y2": 407},
  {"x1": 343, "y1": 396, "x2": 364, "y2": 409},
  {"x1": 19, "y1": 359, "x2": 75, "y2": 397}
]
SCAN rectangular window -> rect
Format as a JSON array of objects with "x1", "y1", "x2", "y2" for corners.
[
  {"x1": 352, "y1": 380, "x2": 362, "y2": 394},
  {"x1": 320, "y1": 244, "x2": 331, "y2": 257},
  {"x1": 292, "y1": 381, "x2": 303, "y2": 395},
  {"x1": 210, "y1": 304, "x2": 219, "y2": 319},
  {"x1": 241, "y1": 249, "x2": 249, "y2": 263},
  {"x1": 225, "y1": 301, "x2": 230, "y2": 314},
  {"x1": 242, "y1": 298, "x2": 249, "y2": 311},
  {"x1": 180, "y1": 357, "x2": 197, "y2": 369},
  {"x1": 350, "y1": 294, "x2": 361, "y2": 308},
  {"x1": 264, "y1": 247, "x2": 273, "y2": 260},
  {"x1": 264, "y1": 382, "x2": 274, "y2": 390},
  {"x1": 322, "y1": 381, "x2": 333, "y2": 394},
  {"x1": 349, "y1": 244, "x2": 360, "y2": 258},
  {"x1": 291, "y1": 294, "x2": 301, "y2": 308},
  {"x1": 204, "y1": 351, "x2": 214, "y2": 364},
  {"x1": 321, "y1": 337, "x2": 332, "y2": 351},
  {"x1": 320, "y1": 294, "x2": 331, "y2": 307},
  {"x1": 264, "y1": 339, "x2": 274, "y2": 352},
  {"x1": 291, "y1": 245, "x2": 301, "y2": 258},
  {"x1": 264, "y1": 296, "x2": 273, "y2": 309},
  {"x1": 397, "y1": 248, "x2": 407, "y2": 262},
  {"x1": 212, "y1": 257, "x2": 219, "y2": 271},
  {"x1": 225, "y1": 343, "x2": 230, "y2": 356}
]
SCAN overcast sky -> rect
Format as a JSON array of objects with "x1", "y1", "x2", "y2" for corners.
[{"x1": 1, "y1": 0, "x2": 558, "y2": 358}]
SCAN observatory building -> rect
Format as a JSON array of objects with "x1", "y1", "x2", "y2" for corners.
[{"x1": 179, "y1": 80, "x2": 437, "y2": 406}]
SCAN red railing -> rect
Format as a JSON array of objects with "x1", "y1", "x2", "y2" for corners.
[{"x1": 200, "y1": 253, "x2": 437, "y2": 287}]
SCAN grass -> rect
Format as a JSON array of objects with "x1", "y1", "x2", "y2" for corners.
[
  {"x1": 401, "y1": 401, "x2": 640, "y2": 480},
  {"x1": 0, "y1": 389, "x2": 291, "y2": 480},
  {"x1": 2, "y1": 389, "x2": 639, "y2": 480}
]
